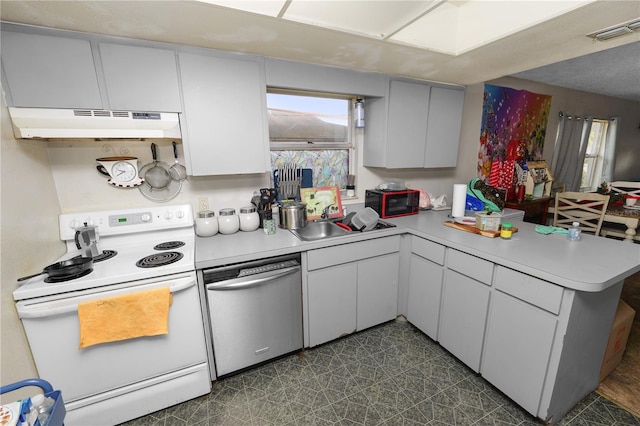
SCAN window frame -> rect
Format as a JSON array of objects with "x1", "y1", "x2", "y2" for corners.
[{"x1": 266, "y1": 87, "x2": 358, "y2": 184}]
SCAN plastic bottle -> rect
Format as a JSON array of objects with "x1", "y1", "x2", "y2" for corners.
[
  {"x1": 30, "y1": 394, "x2": 55, "y2": 425},
  {"x1": 567, "y1": 221, "x2": 581, "y2": 241}
]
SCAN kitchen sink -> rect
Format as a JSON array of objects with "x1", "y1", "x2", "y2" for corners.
[
  {"x1": 289, "y1": 219, "x2": 396, "y2": 241},
  {"x1": 289, "y1": 221, "x2": 350, "y2": 241}
]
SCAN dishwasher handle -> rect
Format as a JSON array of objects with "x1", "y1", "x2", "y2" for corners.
[{"x1": 206, "y1": 266, "x2": 300, "y2": 291}]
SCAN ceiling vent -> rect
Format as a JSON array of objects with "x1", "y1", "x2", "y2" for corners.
[{"x1": 587, "y1": 18, "x2": 640, "y2": 41}]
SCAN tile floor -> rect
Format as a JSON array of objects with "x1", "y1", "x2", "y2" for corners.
[{"x1": 121, "y1": 319, "x2": 640, "y2": 425}]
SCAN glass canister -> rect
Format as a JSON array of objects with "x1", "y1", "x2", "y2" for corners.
[
  {"x1": 239, "y1": 205, "x2": 260, "y2": 232},
  {"x1": 195, "y1": 210, "x2": 218, "y2": 237},
  {"x1": 218, "y1": 208, "x2": 240, "y2": 234}
]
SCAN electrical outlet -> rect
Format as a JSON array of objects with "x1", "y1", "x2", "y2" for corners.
[{"x1": 198, "y1": 197, "x2": 209, "y2": 211}]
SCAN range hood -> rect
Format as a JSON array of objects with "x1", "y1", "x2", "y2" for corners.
[{"x1": 8, "y1": 107, "x2": 182, "y2": 139}]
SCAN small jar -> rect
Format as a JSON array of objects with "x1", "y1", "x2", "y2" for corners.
[
  {"x1": 195, "y1": 210, "x2": 218, "y2": 237},
  {"x1": 218, "y1": 208, "x2": 240, "y2": 235},
  {"x1": 239, "y1": 205, "x2": 260, "y2": 232},
  {"x1": 263, "y1": 210, "x2": 276, "y2": 235},
  {"x1": 500, "y1": 222, "x2": 513, "y2": 240}
]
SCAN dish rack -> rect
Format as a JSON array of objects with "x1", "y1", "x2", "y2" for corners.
[{"x1": 0, "y1": 378, "x2": 65, "y2": 426}]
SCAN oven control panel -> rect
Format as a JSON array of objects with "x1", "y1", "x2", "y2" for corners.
[{"x1": 59, "y1": 204, "x2": 194, "y2": 239}]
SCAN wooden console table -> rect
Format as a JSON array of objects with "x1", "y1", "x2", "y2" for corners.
[{"x1": 505, "y1": 196, "x2": 551, "y2": 224}]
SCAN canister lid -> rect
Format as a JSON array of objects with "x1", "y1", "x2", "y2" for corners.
[
  {"x1": 240, "y1": 205, "x2": 257, "y2": 214},
  {"x1": 197, "y1": 210, "x2": 215, "y2": 218},
  {"x1": 219, "y1": 208, "x2": 236, "y2": 216},
  {"x1": 281, "y1": 201, "x2": 305, "y2": 210},
  {"x1": 502, "y1": 222, "x2": 513, "y2": 228}
]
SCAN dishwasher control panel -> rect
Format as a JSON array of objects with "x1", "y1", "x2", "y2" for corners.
[{"x1": 238, "y1": 260, "x2": 299, "y2": 277}]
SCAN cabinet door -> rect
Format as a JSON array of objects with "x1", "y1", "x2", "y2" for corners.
[
  {"x1": 439, "y1": 269, "x2": 490, "y2": 372},
  {"x1": 424, "y1": 87, "x2": 464, "y2": 168},
  {"x1": 385, "y1": 80, "x2": 430, "y2": 168},
  {"x1": 179, "y1": 52, "x2": 270, "y2": 175},
  {"x1": 357, "y1": 253, "x2": 399, "y2": 331},
  {"x1": 1, "y1": 31, "x2": 102, "y2": 108},
  {"x1": 481, "y1": 291, "x2": 557, "y2": 415},
  {"x1": 406, "y1": 253, "x2": 443, "y2": 339},
  {"x1": 99, "y1": 43, "x2": 181, "y2": 112},
  {"x1": 307, "y1": 263, "x2": 357, "y2": 347}
]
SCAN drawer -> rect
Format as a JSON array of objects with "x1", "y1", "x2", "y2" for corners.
[
  {"x1": 411, "y1": 236, "x2": 445, "y2": 265},
  {"x1": 307, "y1": 235, "x2": 401, "y2": 271},
  {"x1": 494, "y1": 266, "x2": 563, "y2": 314},
  {"x1": 446, "y1": 249, "x2": 493, "y2": 285}
]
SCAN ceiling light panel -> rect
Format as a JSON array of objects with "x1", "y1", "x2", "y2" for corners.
[{"x1": 282, "y1": 0, "x2": 437, "y2": 39}]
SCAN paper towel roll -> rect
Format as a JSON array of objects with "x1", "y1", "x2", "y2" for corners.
[{"x1": 452, "y1": 184, "x2": 467, "y2": 218}]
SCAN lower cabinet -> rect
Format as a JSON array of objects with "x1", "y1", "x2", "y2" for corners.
[
  {"x1": 406, "y1": 237, "x2": 445, "y2": 340},
  {"x1": 357, "y1": 253, "x2": 400, "y2": 331},
  {"x1": 438, "y1": 269, "x2": 490, "y2": 372},
  {"x1": 307, "y1": 263, "x2": 357, "y2": 347},
  {"x1": 481, "y1": 290, "x2": 558, "y2": 415},
  {"x1": 438, "y1": 249, "x2": 494, "y2": 372},
  {"x1": 305, "y1": 236, "x2": 400, "y2": 347}
]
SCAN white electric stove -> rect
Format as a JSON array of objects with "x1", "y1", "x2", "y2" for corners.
[{"x1": 13, "y1": 204, "x2": 211, "y2": 426}]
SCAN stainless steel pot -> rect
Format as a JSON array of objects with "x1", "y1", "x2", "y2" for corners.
[{"x1": 278, "y1": 202, "x2": 307, "y2": 229}]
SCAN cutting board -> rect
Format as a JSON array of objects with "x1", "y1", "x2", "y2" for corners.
[{"x1": 443, "y1": 221, "x2": 518, "y2": 238}]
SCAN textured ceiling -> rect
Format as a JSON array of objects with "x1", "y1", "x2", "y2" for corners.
[
  {"x1": 514, "y1": 41, "x2": 640, "y2": 102},
  {"x1": 1, "y1": 0, "x2": 639, "y2": 102}
]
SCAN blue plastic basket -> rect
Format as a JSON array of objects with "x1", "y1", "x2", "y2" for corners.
[{"x1": 0, "y1": 378, "x2": 65, "y2": 426}]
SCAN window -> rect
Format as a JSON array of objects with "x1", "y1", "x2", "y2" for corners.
[
  {"x1": 267, "y1": 90, "x2": 355, "y2": 190},
  {"x1": 580, "y1": 119, "x2": 609, "y2": 192}
]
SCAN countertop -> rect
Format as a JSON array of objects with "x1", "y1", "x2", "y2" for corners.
[{"x1": 196, "y1": 209, "x2": 640, "y2": 292}]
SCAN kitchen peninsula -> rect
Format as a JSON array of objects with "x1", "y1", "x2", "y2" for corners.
[{"x1": 196, "y1": 209, "x2": 640, "y2": 424}]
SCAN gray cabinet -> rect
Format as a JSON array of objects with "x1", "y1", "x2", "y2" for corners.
[
  {"x1": 357, "y1": 253, "x2": 400, "y2": 331},
  {"x1": 178, "y1": 52, "x2": 270, "y2": 176},
  {"x1": 363, "y1": 79, "x2": 464, "y2": 169},
  {"x1": 406, "y1": 237, "x2": 445, "y2": 339},
  {"x1": 481, "y1": 266, "x2": 561, "y2": 416},
  {"x1": 307, "y1": 263, "x2": 357, "y2": 348},
  {"x1": 1, "y1": 31, "x2": 103, "y2": 109},
  {"x1": 305, "y1": 236, "x2": 400, "y2": 347},
  {"x1": 98, "y1": 43, "x2": 181, "y2": 112},
  {"x1": 438, "y1": 250, "x2": 493, "y2": 372},
  {"x1": 1, "y1": 31, "x2": 183, "y2": 112}
]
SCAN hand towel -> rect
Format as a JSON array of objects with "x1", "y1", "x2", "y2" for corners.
[
  {"x1": 78, "y1": 287, "x2": 172, "y2": 349},
  {"x1": 535, "y1": 225, "x2": 569, "y2": 235}
]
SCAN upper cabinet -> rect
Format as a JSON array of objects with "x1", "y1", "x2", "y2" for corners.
[
  {"x1": 1, "y1": 31, "x2": 103, "y2": 109},
  {"x1": 1, "y1": 30, "x2": 182, "y2": 112},
  {"x1": 363, "y1": 79, "x2": 465, "y2": 169},
  {"x1": 178, "y1": 52, "x2": 270, "y2": 176},
  {"x1": 98, "y1": 43, "x2": 181, "y2": 112}
]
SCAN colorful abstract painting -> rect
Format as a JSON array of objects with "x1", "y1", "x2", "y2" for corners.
[{"x1": 478, "y1": 84, "x2": 552, "y2": 181}]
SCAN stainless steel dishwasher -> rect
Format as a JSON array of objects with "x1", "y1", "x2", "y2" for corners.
[{"x1": 203, "y1": 254, "x2": 303, "y2": 377}]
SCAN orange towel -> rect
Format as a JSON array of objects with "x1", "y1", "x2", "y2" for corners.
[{"x1": 78, "y1": 287, "x2": 172, "y2": 349}]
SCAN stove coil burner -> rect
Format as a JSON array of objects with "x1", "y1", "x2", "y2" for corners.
[
  {"x1": 93, "y1": 250, "x2": 117, "y2": 263},
  {"x1": 136, "y1": 251, "x2": 184, "y2": 268},
  {"x1": 71, "y1": 250, "x2": 117, "y2": 263},
  {"x1": 154, "y1": 241, "x2": 185, "y2": 251},
  {"x1": 44, "y1": 268, "x2": 93, "y2": 283}
]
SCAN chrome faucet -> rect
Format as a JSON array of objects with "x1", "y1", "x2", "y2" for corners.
[{"x1": 320, "y1": 205, "x2": 334, "y2": 220}]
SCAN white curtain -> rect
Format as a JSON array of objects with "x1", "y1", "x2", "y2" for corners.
[
  {"x1": 550, "y1": 112, "x2": 593, "y2": 192},
  {"x1": 601, "y1": 117, "x2": 619, "y2": 183}
]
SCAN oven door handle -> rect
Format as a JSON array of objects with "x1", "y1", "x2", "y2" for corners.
[
  {"x1": 17, "y1": 275, "x2": 196, "y2": 319},
  {"x1": 206, "y1": 266, "x2": 299, "y2": 291}
]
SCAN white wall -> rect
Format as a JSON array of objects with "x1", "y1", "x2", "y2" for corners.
[
  {"x1": 0, "y1": 98, "x2": 64, "y2": 400},
  {"x1": 2, "y1": 72, "x2": 639, "y2": 393}
]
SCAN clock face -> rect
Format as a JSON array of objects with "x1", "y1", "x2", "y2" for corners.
[{"x1": 111, "y1": 161, "x2": 138, "y2": 182}]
